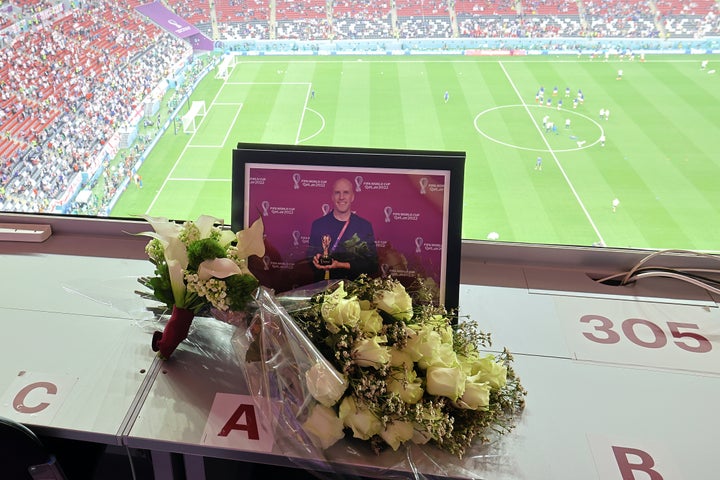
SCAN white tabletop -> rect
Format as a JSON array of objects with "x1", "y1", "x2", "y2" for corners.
[
  {"x1": 0, "y1": 307, "x2": 158, "y2": 445},
  {"x1": 124, "y1": 282, "x2": 720, "y2": 479},
  {"x1": 0, "y1": 253, "x2": 155, "y2": 320}
]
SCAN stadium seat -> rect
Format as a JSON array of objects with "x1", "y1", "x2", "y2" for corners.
[{"x1": 0, "y1": 416, "x2": 67, "y2": 480}]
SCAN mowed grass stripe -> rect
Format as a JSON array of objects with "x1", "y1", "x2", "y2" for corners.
[{"x1": 111, "y1": 55, "x2": 720, "y2": 251}]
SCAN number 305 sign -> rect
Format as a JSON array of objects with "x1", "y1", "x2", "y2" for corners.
[{"x1": 557, "y1": 297, "x2": 720, "y2": 374}]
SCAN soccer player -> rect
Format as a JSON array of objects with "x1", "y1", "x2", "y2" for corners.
[
  {"x1": 552, "y1": 86, "x2": 559, "y2": 96},
  {"x1": 599, "y1": 108, "x2": 605, "y2": 119},
  {"x1": 557, "y1": 99, "x2": 563, "y2": 110},
  {"x1": 565, "y1": 118, "x2": 571, "y2": 129},
  {"x1": 565, "y1": 86, "x2": 571, "y2": 97},
  {"x1": 546, "y1": 98, "x2": 552, "y2": 107},
  {"x1": 444, "y1": 90, "x2": 449, "y2": 103},
  {"x1": 701, "y1": 60, "x2": 709, "y2": 70},
  {"x1": 600, "y1": 134, "x2": 606, "y2": 146},
  {"x1": 616, "y1": 69, "x2": 623, "y2": 80},
  {"x1": 604, "y1": 109, "x2": 610, "y2": 121},
  {"x1": 535, "y1": 156, "x2": 542, "y2": 170},
  {"x1": 612, "y1": 198, "x2": 620, "y2": 212}
]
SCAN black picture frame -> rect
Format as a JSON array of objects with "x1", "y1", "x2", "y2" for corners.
[{"x1": 231, "y1": 143, "x2": 465, "y2": 310}]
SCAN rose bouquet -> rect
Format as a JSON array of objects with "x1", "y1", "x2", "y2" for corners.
[
  {"x1": 137, "y1": 215, "x2": 265, "y2": 359},
  {"x1": 232, "y1": 275, "x2": 526, "y2": 473}
]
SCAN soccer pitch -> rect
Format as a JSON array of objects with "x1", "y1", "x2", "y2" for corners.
[{"x1": 111, "y1": 54, "x2": 720, "y2": 252}]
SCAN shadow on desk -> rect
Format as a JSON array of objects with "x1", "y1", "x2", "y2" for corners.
[
  {"x1": 36, "y1": 438, "x2": 155, "y2": 480},
  {"x1": 205, "y1": 459, "x2": 379, "y2": 480}
]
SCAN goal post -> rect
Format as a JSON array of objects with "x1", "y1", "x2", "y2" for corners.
[
  {"x1": 181, "y1": 101, "x2": 206, "y2": 133},
  {"x1": 215, "y1": 54, "x2": 236, "y2": 80}
]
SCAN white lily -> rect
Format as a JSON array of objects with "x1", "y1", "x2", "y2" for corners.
[
  {"x1": 138, "y1": 217, "x2": 189, "y2": 306},
  {"x1": 194, "y1": 214, "x2": 223, "y2": 239},
  {"x1": 139, "y1": 215, "x2": 223, "y2": 308},
  {"x1": 235, "y1": 217, "x2": 265, "y2": 260},
  {"x1": 198, "y1": 258, "x2": 242, "y2": 281}
]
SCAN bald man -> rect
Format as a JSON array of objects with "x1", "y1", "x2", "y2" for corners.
[{"x1": 308, "y1": 177, "x2": 378, "y2": 280}]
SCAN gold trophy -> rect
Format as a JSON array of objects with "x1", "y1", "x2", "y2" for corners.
[{"x1": 318, "y1": 233, "x2": 333, "y2": 266}]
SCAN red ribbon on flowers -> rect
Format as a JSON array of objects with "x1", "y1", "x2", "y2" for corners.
[{"x1": 152, "y1": 306, "x2": 195, "y2": 359}]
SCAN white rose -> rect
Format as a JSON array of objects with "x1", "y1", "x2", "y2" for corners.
[
  {"x1": 375, "y1": 281, "x2": 413, "y2": 321},
  {"x1": 404, "y1": 326, "x2": 440, "y2": 362},
  {"x1": 472, "y1": 355, "x2": 508, "y2": 390},
  {"x1": 417, "y1": 341, "x2": 457, "y2": 370},
  {"x1": 339, "y1": 396, "x2": 382, "y2": 440},
  {"x1": 305, "y1": 362, "x2": 348, "y2": 407},
  {"x1": 425, "y1": 366, "x2": 466, "y2": 400},
  {"x1": 352, "y1": 336, "x2": 391, "y2": 369},
  {"x1": 321, "y1": 292, "x2": 361, "y2": 333},
  {"x1": 380, "y1": 421, "x2": 415, "y2": 451},
  {"x1": 358, "y1": 308, "x2": 383, "y2": 334},
  {"x1": 388, "y1": 347, "x2": 414, "y2": 369},
  {"x1": 455, "y1": 375, "x2": 491, "y2": 410},
  {"x1": 387, "y1": 368, "x2": 424, "y2": 404},
  {"x1": 302, "y1": 403, "x2": 345, "y2": 450}
]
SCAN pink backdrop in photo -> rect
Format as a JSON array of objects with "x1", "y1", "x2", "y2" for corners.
[{"x1": 245, "y1": 166, "x2": 448, "y2": 299}]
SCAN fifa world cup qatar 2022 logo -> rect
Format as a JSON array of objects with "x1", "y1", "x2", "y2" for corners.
[
  {"x1": 384, "y1": 206, "x2": 392, "y2": 223},
  {"x1": 354, "y1": 175, "x2": 364, "y2": 192},
  {"x1": 419, "y1": 177, "x2": 429, "y2": 194},
  {"x1": 293, "y1": 173, "x2": 301, "y2": 190}
]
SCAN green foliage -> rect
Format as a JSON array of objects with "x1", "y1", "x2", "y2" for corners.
[
  {"x1": 225, "y1": 273, "x2": 260, "y2": 311},
  {"x1": 143, "y1": 263, "x2": 174, "y2": 309},
  {"x1": 186, "y1": 237, "x2": 227, "y2": 271}
]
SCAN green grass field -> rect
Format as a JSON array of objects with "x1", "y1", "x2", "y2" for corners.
[{"x1": 111, "y1": 54, "x2": 720, "y2": 252}]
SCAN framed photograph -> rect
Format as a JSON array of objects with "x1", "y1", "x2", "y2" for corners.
[{"x1": 231, "y1": 143, "x2": 465, "y2": 309}]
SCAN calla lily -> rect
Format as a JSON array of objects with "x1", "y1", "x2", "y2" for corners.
[
  {"x1": 236, "y1": 217, "x2": 265, "y2": 259},
  {"x1": 198, "y1": 258, "x2": 242, "y2": 281},
  {"x1": 195, "y1": 215, "x2": 223, "y2": 238},
  {"x1": 138, "y1": 216, "x2": 192, "y2": 306},
  {"x1": 167, "y1": 259, "x2": 187, "y2": 307},
  {"x1": 218, "y1": 228, "x2": 237, "y2": 247}
]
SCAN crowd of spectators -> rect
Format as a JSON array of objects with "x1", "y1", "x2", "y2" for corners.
[
  {"x1": 206, "y1": 0, "x2": 720, "y2": 41},
  {"x1": 0, "y1": 0, "x2": 190, "y2": 213}
]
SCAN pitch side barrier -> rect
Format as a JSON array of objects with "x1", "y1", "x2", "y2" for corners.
[{"x1": 219, "y1": 36, "x2": 720, "y2": 56}]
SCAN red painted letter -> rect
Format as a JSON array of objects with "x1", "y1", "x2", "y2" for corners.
[
  {"x1": 13, "y1": 382, "x2": 58, "y2": 414},
  {"x1": 218, "y1": 403, "x2": 259, "y2": 440},
  {"x1": 612, "y1": 446, "x2": 663, "y2": 480}
]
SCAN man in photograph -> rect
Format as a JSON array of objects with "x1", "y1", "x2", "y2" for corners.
[{"x1": 308, "y1": 177, "x2": 378, "y2": 280}]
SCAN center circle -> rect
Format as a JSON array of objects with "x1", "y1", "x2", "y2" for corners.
[{"x1": 474, "y1": 104, "x2": 605, "y2": 152}]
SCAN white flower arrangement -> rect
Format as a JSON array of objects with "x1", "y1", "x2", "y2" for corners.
[
  {"x1": 281, "y1": 275, "x2": 526, "y2": 458},
  {"x1": 137, "y1": 214, "x2": 265, "y2": 358}
]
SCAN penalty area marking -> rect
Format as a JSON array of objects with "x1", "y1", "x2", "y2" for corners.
[{"x1": 297, "y1": 108, "x2": 326, "y2": 144}]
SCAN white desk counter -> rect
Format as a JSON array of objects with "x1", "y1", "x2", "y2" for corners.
[
  {"x1": 0, "y1": 307, "x2": 157, "y2": 445},
  {"x1": 124, "y1": 282, "x2": 720, "y2": 480},
  {"x1": 0, "y1": 253, "x2": 155, "y2": 319},
  {"x1": 1, "y1": 217, "x2": 719, "y2": 479}
]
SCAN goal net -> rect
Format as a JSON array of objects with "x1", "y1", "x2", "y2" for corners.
[
  {"x1": 215, "y1": 54, "x2": 236, "y2": 80},
  {"x1": 181, "y1": 101, "x2": 206, "y2": 133}
]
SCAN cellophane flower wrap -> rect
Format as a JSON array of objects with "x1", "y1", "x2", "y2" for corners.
[
  {"x1": 136, "y1": 215, "x2": 265, "y2": 359},
  {"x1": 231, "y1": 276, "x2": 526, "y2": 478}
]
